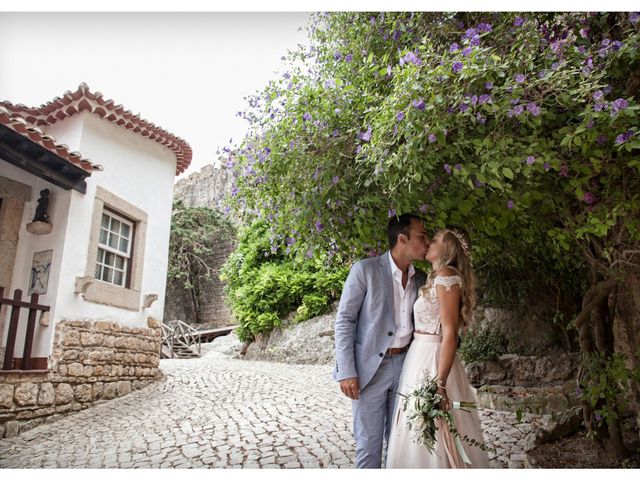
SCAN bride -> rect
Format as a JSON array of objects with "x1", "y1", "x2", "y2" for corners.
[{"x1": 386, "y1": 227, "x2": 490, "y2": 468}]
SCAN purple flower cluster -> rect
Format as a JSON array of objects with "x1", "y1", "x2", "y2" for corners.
[
  {"x1": 615, "y1": 130, "x2": 634, "y2": 144},
  {"x1": 462, "y1": 47, "x2": 473, "y2": 57},
  {"x1": 345, "y1": 53, "x2": 353, "y2": 63},
  {"x1": 485, "y1": 81, "x2": 493, "y2": 90},
  {"x1": 332, "y1": 175, "x2": 340, "y2": 185},
  {"x1": 527, "y1": 102, "x2": 541, "y2": 116},
  {"x1": 526, "y1": 156, "x2": 536, "y2": 165},
  {"x1": 303, "y1": 112, "x2": 312, "y2": 122},
  {"x1": 583, "y1": 192, "x2": 597, "y2": 205},
  {"x1": 543, "y1": 162, "x2": 551, "y2": 171},
  {"x1": 610, "y1": 98, "x2": 629, "y2": 117},
  {"x1": 515, "y1": 73, "x2": 526, "y2": 83},
  {"x1": 450, "y1": 43, "x2": 460, "y2": 53},
  {"x1": 514, "y1": 16, "x2": 526, "y2": 27},
  {"x1": 360, "y1": 126, "x2": 372, "y2": 142},
  {"x1": 592, "y1": 90, "x2": 604, "y2": 101},
  {"x1": 479, "y1": 94, "x2": 492, "y2": 104},
  {"x1": 507, "y1": 200, "x2": 515, "y2": 209},
  {"x1": 428, "y1": 133, "x2": 437, "y2": 143},
  {"x1": 400, "y1": 51, "x2": 422, "y2": 66},
  {"x1": 630, "y1": 12, "x2": 640, "y2": 23},
  {"x1": 452, "y1": 62, "x2": 464, "y2": 73},
  {"x1": 464, "y1": 28, "x2": 478, "y2": 39},
  {"x1": 315, "y1": 220, "x2": 324, "y2": 232},
  {"x1": 388, "y1": 208, "x2": 397, "y2": 218},
  {"x1": 396, "y1": 111, "x2": 405, "y2": 122},
  {"x1": 444, "y1": 164, "x2": 452, "y2": 174},
  {"x1": 419, "y1": 203, "x2": 428, "y2": 213},
  {"x1": 412, "y1": 98, "x2": 426, "y2": 110},
  {"x1": 477, "y1": 23, "x2": 492, "y2": 33}
]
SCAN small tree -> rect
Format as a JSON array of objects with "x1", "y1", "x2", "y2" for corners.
[{"x1": 167, "y1": 200, "x2": 234, "y2": 324}]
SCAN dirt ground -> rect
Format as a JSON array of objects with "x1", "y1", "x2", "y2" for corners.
[{"x1": 528, "y1": 427, "x2": 640, "y2": 468}]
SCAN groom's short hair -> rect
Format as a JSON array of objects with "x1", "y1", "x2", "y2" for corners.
[{"x1": 387, "y1": 213, "x2": 423, "y2": 249}]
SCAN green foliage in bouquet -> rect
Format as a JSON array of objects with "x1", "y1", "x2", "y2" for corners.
[{"x1": 400, "y1": 374, "x2": 493, "y2": 455}]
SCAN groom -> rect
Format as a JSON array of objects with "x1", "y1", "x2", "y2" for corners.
[{"x1": 333, "y1": 213, "x2": 429, "y2": 468}]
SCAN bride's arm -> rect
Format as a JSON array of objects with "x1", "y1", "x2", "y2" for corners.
[{"x1": 435, "y1": 271, "x2": 462, "y2": 406}]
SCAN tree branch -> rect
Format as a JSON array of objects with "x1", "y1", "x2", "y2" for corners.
[{"x1": 574, "y1": 278, "x2": 619, "y2": 330}]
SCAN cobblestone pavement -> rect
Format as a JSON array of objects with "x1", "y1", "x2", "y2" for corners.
[{"x1": 0, "y1": 351, "x2": 551, "y2": 468}]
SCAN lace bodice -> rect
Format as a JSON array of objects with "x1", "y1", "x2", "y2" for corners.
[{"x1": 413, "y1": 275, "x2": 462, "y2": 334}]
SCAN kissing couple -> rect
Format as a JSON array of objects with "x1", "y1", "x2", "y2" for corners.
[{"x1": 333, "y1": 213, "x2": 490, "y2": 468}]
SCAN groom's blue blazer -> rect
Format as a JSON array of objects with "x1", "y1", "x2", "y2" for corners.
[{"x1": 332, "y1": 252, "x2": 427, "y2": 390}]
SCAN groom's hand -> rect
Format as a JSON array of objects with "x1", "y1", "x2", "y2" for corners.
[{"x1": 340, "y1": 377, "x2": 360, "y2": 400}]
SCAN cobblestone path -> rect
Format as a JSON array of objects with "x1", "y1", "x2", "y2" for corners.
[{"x1": 0, "y1": 351, "x2": 551, "y2": 468}]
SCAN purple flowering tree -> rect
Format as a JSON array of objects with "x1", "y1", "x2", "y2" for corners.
[{"x1": 224, "y1": 12, "x2": 640, "y2": 457}]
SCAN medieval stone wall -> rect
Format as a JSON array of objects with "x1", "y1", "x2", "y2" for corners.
[
  {"x1": 0, "y1": 318, "x2": 163, "y2": 438},
  {"x1": 165, "y1": 164, "x2": 237, "y2": 328}
]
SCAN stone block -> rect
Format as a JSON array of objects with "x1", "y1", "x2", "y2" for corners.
[
  {"x1": 67, "y1": 362, "x2": 84, "y2": 377},
  {"x1": 81, "y1": 332, "x2": 104, "y2": 347},
  {"x1": 93, "y1": 382, "x2": 104, "y2": 401},
  {"x1": 95, "y1": 321, "x2": 115, "y2": 331},
  {"x1": 104, "y1": 336, "x2": 116, "y2": 348},
  {"x1": 55, "y1": 383, "x2": 74, "y2": 404},
  {"x1": 0, "y1": 384, "x2": 14, "y2": 408},
  {"x1": 117, "y1": 381, "x2": 131, "y2": 396},
  {"x1": 103, "y1": 383, "x2": 118, "y2": 399},
  {"x1": 84, "y1": 366, "x2": 94, "y2": 377},
  {"x1": 14, "y1": 383, "x2": 39, "y2": 406},
  {"x1": 74, "y1": 384, "x2": 92, "y2": 403},
  {"x1": 4, "y1": 420, "x2": 19, "y2": 437},
  {"x1": 38, "y1": 383, "x2": 55, "y2": 406},
  {"x1": 63, "y1": 331, "x2": 80, "y2": 346}
]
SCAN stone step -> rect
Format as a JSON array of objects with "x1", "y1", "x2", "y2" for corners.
[{"x1": 476, "y1": 383, "x2": 580, "y2": 415}]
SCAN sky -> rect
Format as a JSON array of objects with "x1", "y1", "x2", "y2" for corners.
[
  {"x1": 0, "y1": 3, "x2": 635, "y2": 182},
  {"x1": 0, "y1": 12, "x2": 310, "y2": 180}
]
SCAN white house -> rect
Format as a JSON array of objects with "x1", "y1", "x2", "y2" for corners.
[{"x1": 0, "y1": 84, "x2": 191, "y2": 437}]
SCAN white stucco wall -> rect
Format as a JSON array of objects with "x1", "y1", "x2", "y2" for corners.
[
  {"x1": 0, "y1": 161, "x2": 72, "y2": 358},
  {"x1": 2, "y1": 111, "x2": 177, "y2": 362},
  {"x1": 52, "y1": 113, "x2": 176, "y2": 328}
]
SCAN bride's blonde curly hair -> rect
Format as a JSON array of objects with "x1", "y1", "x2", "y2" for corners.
[{"x1": 424, "y1": 227, "x2": 477, "y2": 333}]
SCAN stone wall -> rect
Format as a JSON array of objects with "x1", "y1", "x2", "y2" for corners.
[
  {"x1": 0, "y1": 318, "x2": 163, "y2": 438},
  {"x1": 174, "y1": 164, "x2": 236, "y2": 211},
  {"x1": 165, "y1": 164, "x2": 237, "y2": 328}
]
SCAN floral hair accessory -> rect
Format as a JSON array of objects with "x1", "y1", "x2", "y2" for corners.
[{"x1": 448, "y1": 229, "x2": 471, "y2": 257}]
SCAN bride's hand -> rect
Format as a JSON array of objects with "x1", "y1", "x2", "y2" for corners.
[{"x1": 437, "y1": 386, "x2": 451, "y2": 410}]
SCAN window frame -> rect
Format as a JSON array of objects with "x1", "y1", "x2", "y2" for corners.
[
  {"x1": 83, "y1": 187, "x2": 147, "y2": 311},
  {"x1": 95, "y1": 208, "x2": 135, "y2": 288}
]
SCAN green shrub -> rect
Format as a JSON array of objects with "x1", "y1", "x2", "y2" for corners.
[
  {"x1": 220, "y1": 220, "x2": 349, "y2": 342},
  {"x1": 459, "y1": 328, "x2": 508, "y2": 364}
]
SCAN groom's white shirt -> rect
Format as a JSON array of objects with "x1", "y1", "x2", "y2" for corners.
[{"x1": 388, "y1": 252, "x2": 416, "y2": 349}]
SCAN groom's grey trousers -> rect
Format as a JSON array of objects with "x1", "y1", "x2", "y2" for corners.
[{"x1": 352, "y1": 351, "x2": 406, "y2": 468}]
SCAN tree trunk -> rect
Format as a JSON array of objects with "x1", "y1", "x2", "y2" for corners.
[{"x1": 578, "y1": 271, "x2": 629, "y2": 459}]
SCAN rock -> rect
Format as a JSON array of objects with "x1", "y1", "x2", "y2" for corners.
[
  {"x1": 202, "y1": 332, "x2": 242, "y2": 357},
  {"x1": 14, "y1": 383, "x2": 39, "y2": 406},
  {"x1": 55, "y1": 383, "x2": 74, "y2": 404},
  {"x1": 0, "y1": 384, "x2": 14, "y2": 408},
  {"x1": 243, "y1": 304, "x2": 338, "y2": 364},
  {"x1": 117, "y1": 381, "x2": 132, "y2": 396},
  {"x1": 37, "y1": 383, "x2": 55, "y2": 406},
  {"x1": 74, "y1": 384, "x2": 92, "y2": 403},
  {"x1": 4, "y1": 420, "x2": 19, "y2": 437}
]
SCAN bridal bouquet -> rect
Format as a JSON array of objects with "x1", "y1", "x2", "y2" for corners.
[{"x1": 399, "y1": 373, "x2": 491, "y2": 459}]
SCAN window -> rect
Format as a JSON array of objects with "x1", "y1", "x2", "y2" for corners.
[
  {"x1": 82, "y1": 187, "x2": 148, "y2": 311},
  {"x1": 95, "y1": 210, "x2": 134, "y2": 287}
]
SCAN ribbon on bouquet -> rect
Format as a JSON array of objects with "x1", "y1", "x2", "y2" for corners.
[{"x1": 450, "y1": 401, "x2": 472, "y2": 465}]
